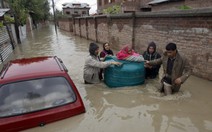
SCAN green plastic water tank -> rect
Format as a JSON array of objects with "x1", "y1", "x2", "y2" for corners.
[{"x1": 104, "y1": 56, "x2": 145, "y2": 88}]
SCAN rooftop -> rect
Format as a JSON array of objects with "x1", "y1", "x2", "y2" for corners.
[
  {"x1": 148, "y1": 0, "x2": 183, "y2": 5},
  {"x1": 0, "y1": 8, "x2": 10, "y2": 17},
  {"x1": 62, "y1": 3, "x2": 90, "y2": 9}
]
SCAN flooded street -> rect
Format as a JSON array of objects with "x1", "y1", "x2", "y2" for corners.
[{"x1": 6, "y1": 25, "x2": 212, "y2": 132}]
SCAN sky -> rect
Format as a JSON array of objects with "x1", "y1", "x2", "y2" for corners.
[{"x1": 50, "y1": 0, "x2": 97, "y2": 14}]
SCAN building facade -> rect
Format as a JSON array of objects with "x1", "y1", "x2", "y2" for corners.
[
  {"x1": 97, "y1": 0, "x2": 212, "y2": 14},
  {"x1": 97, "y1": 0, "x2": 152, "y2": 14},
  {"x1": 62, "y1": 3, "x2": 90, "y2": 17},
  {"x1": 148, "y1": 0, "x2": 212, "y2": 12}
]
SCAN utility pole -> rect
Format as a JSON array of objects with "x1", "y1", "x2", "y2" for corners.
[
  {"x1": 1, "y1": 0, "x2": 5, "y2": 8},
  {"x1": 9, "y1": 0, "x2": 21, "y2": 44},
  {"x1": 51, "y1": 0, "x2": 57, "y2": 34}
]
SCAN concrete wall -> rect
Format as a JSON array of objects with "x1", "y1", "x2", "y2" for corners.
[{"x1": 58, "y1": 8, "x2": 212, "y2": 80}]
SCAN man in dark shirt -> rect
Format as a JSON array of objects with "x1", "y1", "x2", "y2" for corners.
[{"x1": 146, "y1": 43, "x2": 192, "y2": 95}]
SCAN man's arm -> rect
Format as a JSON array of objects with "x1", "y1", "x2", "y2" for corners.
[
  {"x1": 180, "y1": 58, "x2": 192, "y2": 83},
  {"x1": 146, "y1": 57, "x2": 163, "y2": 66}
]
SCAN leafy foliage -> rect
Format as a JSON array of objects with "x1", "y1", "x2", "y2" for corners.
[
  {"x1": 0, "y1": 21, "x2": 3, "y2": 28},
  {"x1": 103, "y1": 5, "x2": 121, "y2": 14},
  {"x1": 6, "y1": 0, "x2": 27, "y2": 25},
  {"x1": 0, "y1": 15, "x2": 14, "y2": 28},
  {"x1": 4, "y1": 14, "x2": 15, "y2": 23},
  {"x1": 24, "y1": 0, "x2": 50, "y2": 21},
  {"x1": 54, "y1": 9, "x2": 70, "y2": 19},
  {"x1": 6, "y1": 0, "x2": 50, "y2": 26},
  {"x1": 178, "y1": 5, "x2": 192, "y2": 10}
]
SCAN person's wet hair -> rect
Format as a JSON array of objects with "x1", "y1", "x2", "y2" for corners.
[
  {"x1": 149, "y1": 42, "x2": 156, "y2": 48},
  {"x1": 103, "y1": 42, "x2": 109, "y2": 50},
  {"x1": 148, "y1": 41, "x2": 156, "y2": 53},
  {"x1": 89, "y1": 43, "x2": 99, "y2": 56},
  {"x1": 166, "y1": 43, "x2": 177, "y2": 51}
]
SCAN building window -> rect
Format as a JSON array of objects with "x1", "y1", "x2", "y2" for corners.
[
  {"x1": 74, "y1": 11, "x2": 78, "y2": 14},
  {"x1": 73, "y1": 4, "x2": 80, "y2": 7},
  {"x1": 109, "y1": 0, "x2": 115, "y2": 3},
  {"x1": 66, "y1": 11, "x2": 70, "y2": 15},
  {"x1": 141, "y1": 7, "x2": 151, "y2": 12},
  {"x1": 82, "y1": 11, "x2": 86, "y2": 14},
  {"x1": 104, "y1": 0, "x2": 108, "y2": 4},
  {"x1": 98, "y1": 0, "x2": 102, "y2": 6}
]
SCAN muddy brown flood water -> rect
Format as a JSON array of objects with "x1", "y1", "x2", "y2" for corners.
[{"x1": 5, "y1": 25, "x2": 212, "y2": 132}]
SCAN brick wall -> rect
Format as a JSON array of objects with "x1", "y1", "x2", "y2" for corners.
[
  {"x1": 186, "y1": 0, "x2": 212, "y2": 9},
  {"x1": 137, "y1": 10, "x2": 212, "y2": 80},
  {"x1": 134, "y1": 11, "x2": 212, "y2": 80},
  {"x1": 96, "y1": 16, "x2": 108, "y2": 44},
  {"x1": 87, "y1": 18, "x2": 96, "y2": 41},
  {"x1": 58, "y1": 8, "x2": 212, "y2": 80},
  {"x1": 109, "y1": 15, "x2": 134, "y2": 50},
  {"x1": 151, "y1": 1, "x2": 185, "y2": 11},
  {"x1": 151, "y1": 0, "x2": 212, "y2": 11},
  {"x1": 58, "y1": 18, "x2": 73, "y2": 32},
  {"x1": 80, "y1": 19, "x2": 87, "y2": 38},
  {"x1": 74, "y1": 18, "x2": 80, "y2": 36}
]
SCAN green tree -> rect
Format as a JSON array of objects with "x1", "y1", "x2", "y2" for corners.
[
  {"x1": 7, "y1": 0, "x2": 27, "y2": 25},
  {"x1": 24, "y1": 0, "x2": 50, "y2": 27},
  {"x1": 6, "y1": 0, "x2": 27, "y2": 43},
  {"x1": 103, "y1": 5, "x2": 121, "y2": 14},
  {"x1": 6, "y1": 0, "x2": 50, "y2": 43},
  {"x1": 55, "y1": 9, "x2": 69, "y2": 19},
  {"x1": 6, "y1": 0, "x2": 50, "y2": 26},
  {"x1": 4, "y1": 14, "x2": 15, "y2": 23}
]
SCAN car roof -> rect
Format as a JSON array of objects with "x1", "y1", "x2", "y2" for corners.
[{"x1": 0, "y1": 56, "x2": 68, "y2": 83}]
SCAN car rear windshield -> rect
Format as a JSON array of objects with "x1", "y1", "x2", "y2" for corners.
[{"x1": 0, "y1": 77, "x2": 77, "y2": 118}]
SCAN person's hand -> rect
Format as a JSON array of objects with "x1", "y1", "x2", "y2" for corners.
[
  {"x1": 147, "y1": 65, "x2": 152, "y2": 68},
  {"x1": 175, "y1": 78, "x2": 182, "y2": 85},
  {"x1": 145, "y1": 60, "x2": 152, "y2": 68},
  {"x1": 144, "y1": 64, "x2": 152, "y2": 68},
  {"x1": 103, "y1": 57, "x2": 106, "y2": 61},
  {"x1": 111, "y1": 61, "x2": 122, "y2": 66},
  {"x1": 145, "y1": 60, "x2": 150, "y2": 64}
]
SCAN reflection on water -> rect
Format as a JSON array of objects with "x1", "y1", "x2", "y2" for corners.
[{"x1": 6, "y1": 25, "x2": 212, "y2": 132}]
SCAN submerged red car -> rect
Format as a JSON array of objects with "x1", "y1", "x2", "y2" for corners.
[{"x1": 0, "y1": 56, "x2": 85, "y2": 131}]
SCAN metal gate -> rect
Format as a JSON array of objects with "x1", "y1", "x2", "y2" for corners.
[{"x1": 0, "y1": 26, "x2": 13, "y2": 63}]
